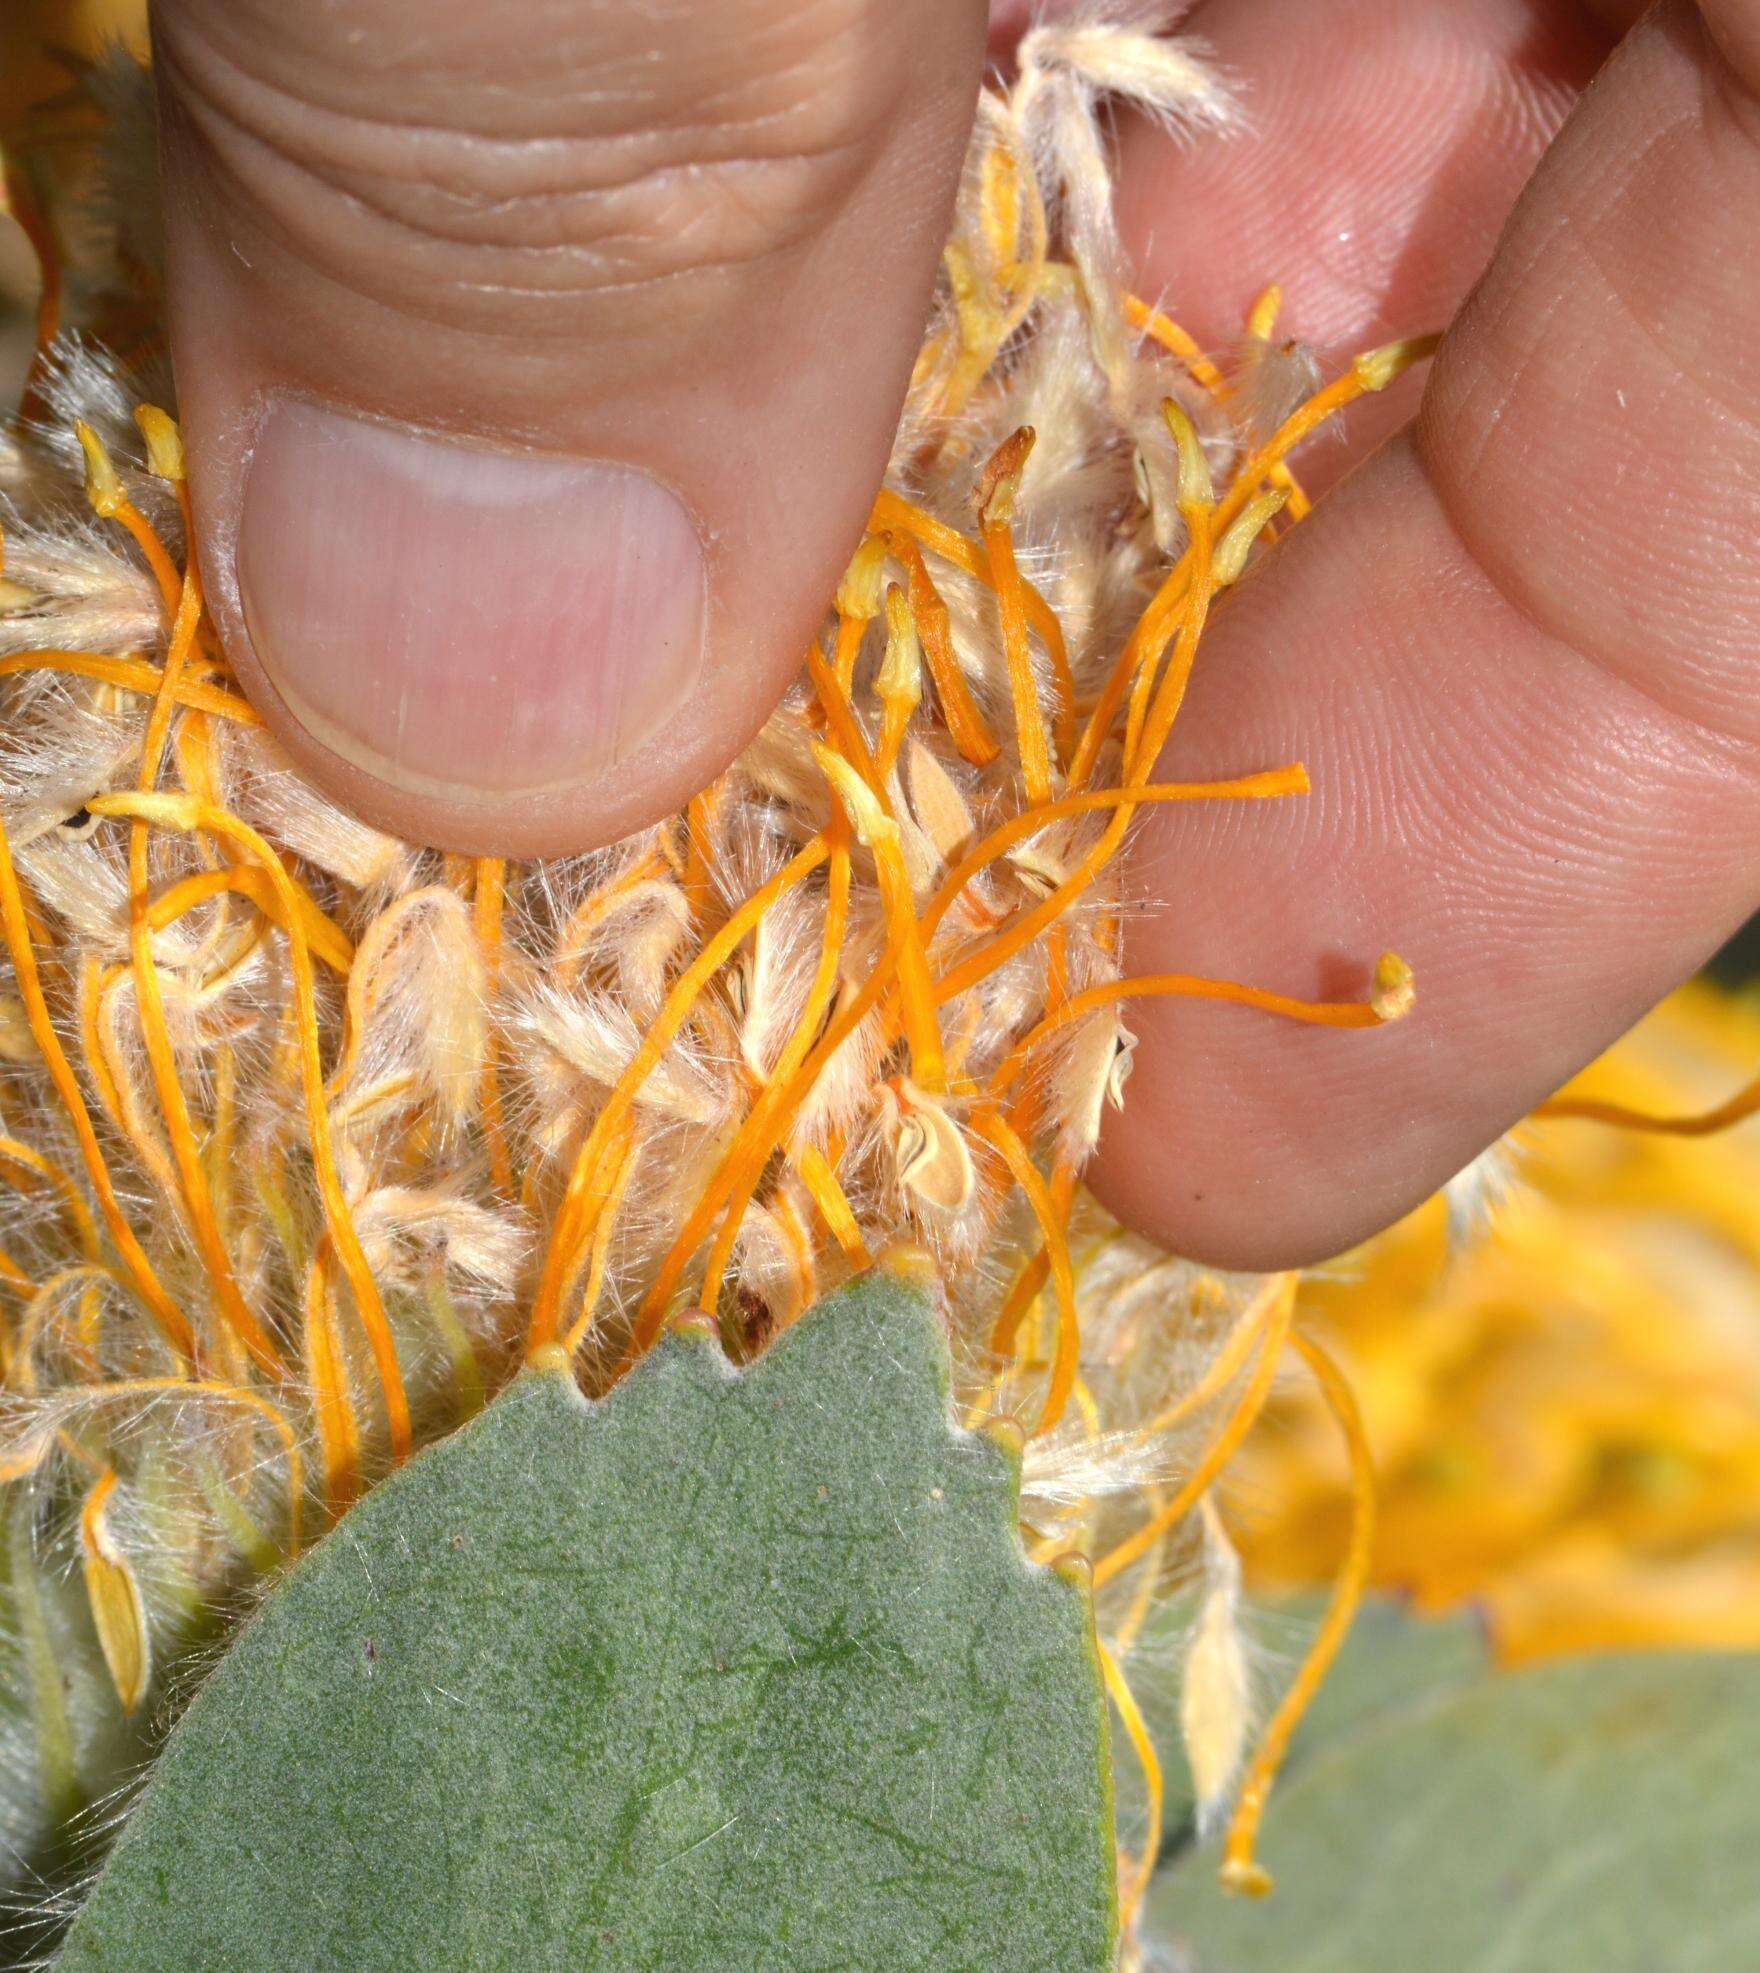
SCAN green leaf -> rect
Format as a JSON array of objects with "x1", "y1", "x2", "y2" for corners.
[
  {"x1": 59, "y1": 1266, "x2": 1116, "y2": 1972},
  {"x1": 1149, "y1": 1611, "x2": 1760, "y2": 1972}
]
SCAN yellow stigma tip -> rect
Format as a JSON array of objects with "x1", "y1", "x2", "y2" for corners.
[
  {"x1": 1213, "y1": 490, "x2": 1288, "y2": 585},
  {"x1": 813, "y1": 744, "x2": 892, "y2": 849},
  {"x1": 1220, "y1": 1859, "x2": 1275, "y2": 1899},
  {"x1": 1351, "y1": 332, "x2": 1443, "y2": 393},
  {"x1": 877, "y1": 585, "x2": 922, "y2": 707},
  {"x1": 75, "y1": 420, "x2": 125, "y2": 517},
  {"x1": 1370, "y1": 950, "x2": 1415, "y2": 1022},
  {"x1": 835, "y1": 533, "x2": 890, "y2": 621},
  {"x1": 1245, "y1": 284, "x2": 1283, "y2": 343},
  {"x1": 1161, "y1": 397, "x2": 1215, "y2": 510},
  {"x1": 133, "y1": 405, "x2": 186, "y2": 483}
]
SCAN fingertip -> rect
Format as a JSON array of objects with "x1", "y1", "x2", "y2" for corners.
[{"x1": 156, "y1": 0, "x2": 988, "y2": 855}]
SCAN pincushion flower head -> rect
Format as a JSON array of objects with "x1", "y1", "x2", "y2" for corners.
[{"x1": 0, "y1": 16, "x2": 1429, "y2": 1932}]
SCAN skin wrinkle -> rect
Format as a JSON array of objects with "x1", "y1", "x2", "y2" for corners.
[
  {"x1": 159, "y1": 136, "x2": 771, "y2": 344},
  {"x1": 167, "y1": 37, "x2": 888, "y2": 193},
  {"x1": 157, "y1": 30, "x2": 892, "y2": 311},
  {"x1": 1575, "y1": 116, "x2": 1760, "y2": 437},
  {"x1": 1418, "y1": 424, "x2": 1760, "y2": 789},
  {"x1": 161, "y1": 0, "x2": 890, "y2": 139}
]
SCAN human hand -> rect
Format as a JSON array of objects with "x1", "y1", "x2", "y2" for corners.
[
  {"x1": 1090, "y1": 0, "x2": 1760, "y2": 1266},
  {"x1": 151, "y1": 0, "x2": 1760, "y2": 1268}
]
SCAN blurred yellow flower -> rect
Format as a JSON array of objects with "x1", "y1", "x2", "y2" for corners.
[{"x1": 1242, "y1": 980, "x2": 1760, "y2": 1666}]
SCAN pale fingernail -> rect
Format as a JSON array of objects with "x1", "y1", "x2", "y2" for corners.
[{"x1": 236, "y1": 401, "x2": 706, "y2": 799}]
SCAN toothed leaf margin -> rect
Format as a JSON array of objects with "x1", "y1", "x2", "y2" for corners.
[{"x1": 59, "y1": 1268, "x2": 1116, "y2": 1971}]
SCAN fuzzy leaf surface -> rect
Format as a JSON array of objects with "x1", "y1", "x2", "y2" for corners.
[
  {"x1": 1151, "y1": 1619, "x2": 1760, "y2": 1970},
  {"x1": 58, "y1": 1268, "x2": 1115, "y2": 1971}
]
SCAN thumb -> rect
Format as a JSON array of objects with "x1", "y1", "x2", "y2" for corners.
[{"x1": 151, "y1": 0, "x2": 986, "y2": 855}]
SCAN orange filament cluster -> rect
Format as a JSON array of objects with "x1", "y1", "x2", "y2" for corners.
[{"x1": 0, "y1": 332, "x2": 1427, "y2": 1918}]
